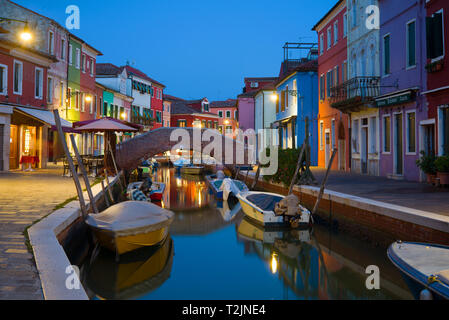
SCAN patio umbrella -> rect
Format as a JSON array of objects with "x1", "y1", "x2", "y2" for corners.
[{"x1": 74, "y1": 118, "x2": 140, "y2": 175}]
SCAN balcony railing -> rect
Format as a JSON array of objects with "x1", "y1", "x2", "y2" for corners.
[{"x1": 330, "y1": 76, "x2": 380, "y2": 106}]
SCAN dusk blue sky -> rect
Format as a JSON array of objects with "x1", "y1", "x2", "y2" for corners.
[{"x1": 15, "y1": 0, "x2": 336, "y2": 100}]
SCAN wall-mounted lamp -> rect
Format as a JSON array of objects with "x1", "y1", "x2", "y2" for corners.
[{"x1": 0, "y1": 18, "x2": 33, "y2": 43}]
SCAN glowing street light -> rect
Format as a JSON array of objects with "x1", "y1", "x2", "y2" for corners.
[
  {"x1": 0, "y1": 18, "x2": 33, "y2": 43},
  {"x1": 85, "y1": 95, "x2": 92, "y2": 103}
]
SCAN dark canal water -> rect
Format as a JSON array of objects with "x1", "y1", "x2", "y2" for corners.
[{"x1": 81, "y1": 167, "x2": 413, "y2": 300}]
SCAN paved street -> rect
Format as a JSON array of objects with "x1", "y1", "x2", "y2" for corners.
[
  {"x1": 0, "y1": 164, "x2": 90, "y2": 300},
  {"x1": 311, "y1": 168, "x2": 449, "y2": 216}
]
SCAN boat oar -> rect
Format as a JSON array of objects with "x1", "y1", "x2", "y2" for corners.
[{"x1": 311, "y1": 149, "x2": 337, "y2": 217}]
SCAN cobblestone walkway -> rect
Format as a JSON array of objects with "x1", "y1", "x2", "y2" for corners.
[{"x1": 0, "y1": 164, "x2": 90, "y2": 300}]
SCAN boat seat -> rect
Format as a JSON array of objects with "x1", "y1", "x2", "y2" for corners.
[
  {"x1": 247, "y1": 194, "x2": 283, "y2": 212},
  {"x1": 436, "y1": 269, "x2": 449, "y2": 286}
]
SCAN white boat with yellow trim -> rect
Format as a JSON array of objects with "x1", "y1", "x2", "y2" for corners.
[
  {"x1": 86, "y1": 201, "x2": 174, "y2": 255},
  {"x1": 236, "y1": 191, "x2": 311, "y2": 228}
]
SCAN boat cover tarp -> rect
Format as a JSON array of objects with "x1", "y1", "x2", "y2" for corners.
[
  {"x1": 220, "y1": 178, "x2": 241, "y2": 201},
  {"x1": 437, "y1": 269, "x2": 449, "y2": 286},
  {"x1": 247, "y1": 194, "x2": 283, "y2": 212},
  {"x1": 86, "y1": 201, "x2": 174, "y2": 237}
]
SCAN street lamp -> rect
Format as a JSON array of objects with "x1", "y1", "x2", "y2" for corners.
[
  {"x1": 0, "y1": 18, "x2": 33, "y2": 43},
  {"x1": 270, "y1": 93, "x2": 278, "y2": 102},
  {"x1": 85, "y1": 95, "x2": 92, "y2": 103}
]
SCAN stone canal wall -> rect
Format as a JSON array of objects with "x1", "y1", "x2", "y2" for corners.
[
  {"x1": 240, "y1": 173, "x2": 449, "y2": 247},
  {"x1": 27, "y1": 175, "x2": 121, "y2": 300}
]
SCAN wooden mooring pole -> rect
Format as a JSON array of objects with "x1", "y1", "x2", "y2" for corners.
[
  {"x1": 53, "y1": 110, "x2": 88, "y2": 218},
  {"x1": 70, "y1": 134, "x2": 99, "y2": 214},
  {"x1": 312, "y1": 148, "x2": 338, "y2": 216}
]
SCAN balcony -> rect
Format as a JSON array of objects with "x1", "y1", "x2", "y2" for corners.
[
  {"x1": 130, "y1": 114, "x2": 153, "y2": 127},
  {"x1": 330, "y1": 77, "x2": 380, "y2": 113}
]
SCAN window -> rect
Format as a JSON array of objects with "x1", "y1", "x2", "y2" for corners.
[
  {"x1": 69, "y1": 44, "x2": 73, "y2": 65},
  {"x1": 320, "y1": 75, "x2": 325, "y2": 100},
  {"x1": 61, "y1": 39, "x2": 66, "y2": 61},
  {"x1": 103, "y1": 102, "x2": 108, "y2": 116},
  {"x1": 320, "y1": 121, "x2": 324, "y2": 150},
  {"x1": 75, "y1": 48, "x2": 80, "y2": 69},
  {"x1": 0, "y1": 64, "x2": 7, "y2": 95},
  {"x1": 226, "y1": 110, "x2": 231, "y2": 118},
  {"x1": 82, "y1": 55, "x2": 86, "y2": 72},
  {"x1": 334, "y1": 21, "x2": 338, "y2": 45},
  {"x1": 226, "y1": 126, "x2": 233, "y2": 135},
  {"x1": 13, "y1": 61, "x2": 23, "y2": 94},
  {"x1": 218, "y1": 111, "x2": 223, "y2": 118},
  {"x1": 352, "y1": 119, "x2": 359, "y2": 153},
  {"x1": 75, "y1": 91, "x2": 80, "y2": 110},
  {"x1": 383, "y1": 116, "x2": 391, "y2": 153},
  {"x1": 60, "y1": 82, "x2": 64, "y2": 107},
  {"x1": 285, "y1": 85, "x2": 289, "y2": 109},
  {"x1": 343, "y1": 13, "x2": 348, "y2": 37},
  {"x1": 407, "y1": 112, "x2": 416, "y2": 153},
  {"x1": 441, "y1": 107, "x2": 449, "y2": 155},
  {"x1": 407, "y1": 20, "x2": 416, "y2": 68},
  {"x1": 426, "y1": 11, "x2": 444, "y2": 60},
  {"x1": 156, "y1": 111, "x2": 162, "y2": 123},
  {"x1": 90, "y1": 59, "x2": 94, "y2": 77},
  {"x1": 91, "y1": 96, "x2": 95, "y2": 114},
  {"x1": 250, "y1": 82, "x2": 259, "y2": 88},
  {"x1": 47, "y1": 77, "x2": 53, "y2": 103},
  {"x1": 326, "y1": 71, "x2": 333, "y2": 97},
  {"x1": 81, "y1": 93, "x2": 85, "y2": 112},
  {"x1": 204, "y1": 103, "x2": 210, "y2": 112},
  {"x1": 67, "y1": 88, "x2": 72, "y2": 109},
  {"x1": 35, "y1": 68, "x2": 43, "y2": 99},
  {"x1": 48, "y1": 31, "x2": 54, "y2": 55},
  {"x1": 331, "y1": 119, "x2": 336, "y2": 149},
  {"x1": 178, "y1": 120, "x2": 187, "y2": 128},
  {"x1": 320, "y1": 33, "x2": 324, "y2": 55},
  {"x1": 383, "y1": 35, "x2": 391, "y2": 75},
  {"x1": 327, "y1": 27, "x2": 332, "y2": 49},
  {"x1": 369, "y1": 117, "x2": 377, "y2": 153},
  {"x1": 235, "y1": 110, "x2": 238, "y2": 120},
  {"x1": 351, "y1": 0, "x2": 357, "y2": 28}
]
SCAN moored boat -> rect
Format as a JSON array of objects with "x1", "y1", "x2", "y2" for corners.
[
  {"x1": 85, "y1": 201, "x2": 174, "y2": 255},
  {"x1": 180, "y1": 165, "x2": 204, "y2": 175},
  {"x1": 127, "y1": 180, "x2": 166, "y2": 202},
  {"x1": 236, "y1": 192, "x2": 311, "y2": 228},
  {"x1": 172, "y1": 157, "x2": 190, "y2": 169},
  {"x1": 205, "y1": 174, "x2": 249, "y2": 200},
  {"x1": 388, "y1": 241, "x2": 449, "y2": 300}
]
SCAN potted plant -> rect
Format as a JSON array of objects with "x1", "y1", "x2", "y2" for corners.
[
  {"x1": 416, "y1": 151, "x2": 437, "y2": 184},
  {"x1": 435, "y1": 155, "x2": 449, "y2": 186}
]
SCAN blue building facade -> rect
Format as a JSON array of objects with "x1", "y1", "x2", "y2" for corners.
[{"x1": 273, "y1": 60, "x2": 318, "y2": 166}]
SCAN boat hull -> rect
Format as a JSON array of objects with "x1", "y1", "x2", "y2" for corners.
[
  {"x1": 180, "y1": 167, "x2": 204, "y2": 175},
  {"x1": 388, "y1": 242, "x2": 449, "y2": 300},
  {"x1": 91, "y1": 226, "x2": 170, "y2": 256}
]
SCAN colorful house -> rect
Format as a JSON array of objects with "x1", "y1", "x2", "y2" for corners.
[
  {"x1": 168, "y1": 97, "x2": 219, "y2": 129},
  {"x1": 272, "y1": 59, "x2": 319, "y2": 166},
  {"x1": 254, "y1": 84, "x2": 278, "y2": 153},
  {"x1": 210, "y1": 99, "x2": 238, "y2": 137},
  {"x1": 329, "y1": 0, "x2": 381, "y2": 176},
  {"x1": 162, "y1": 96, "x2": 172, "y2": 127},
  {"x1": 313, "y1": 0, "x2": 350, "y2": 171},
  {"x1": 423, "y1": 0, "x2": 449, "y2": 157},
  {"x1": 0, "y1": 38, "x2": 60, "y2": 170},
  {"x1": 376, "y1": 0, "x2": 427, "y2": 181},
  {"x1": 150, "y1": 81, "x2": 166, "y2": 130}
]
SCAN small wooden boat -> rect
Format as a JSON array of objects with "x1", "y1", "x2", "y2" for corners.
[
  {"x1": 86, "y1": 201, "x2": 174, "y2": 255},
  {"x1": 388, "y1": 241, "x2": 449, "y2": 300},
  {"x1": 86, "y1": 236, "x2": 174, "y2": 300},
  {"x1": 173, "y1": 158, "x2": 190, "y2": 169},
  {"x1": 127, "y1": 180, "x2": 166, "y2": 202},
  {"x1": 236, "y1": 192, "x2": 311, "y2": 228},
  {"x1": 180, "y1": 165, "x2": 204, "y2": 175},
  {"x1": 205, "y1": 175, "x2": 249, "y2": 200}
]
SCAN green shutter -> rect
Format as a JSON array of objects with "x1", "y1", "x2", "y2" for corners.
[
  {"x1": 408, "y1": 22, "x2": 416, "y2": 66},
  {"x1": 384, "y1": 35, "x2": 390, "y2": 75}
]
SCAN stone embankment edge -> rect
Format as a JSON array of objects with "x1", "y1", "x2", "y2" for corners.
[{"x1": 27, "y1": 175, "x2": 120, "y2": 300}]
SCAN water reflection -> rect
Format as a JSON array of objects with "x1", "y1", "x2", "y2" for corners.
[
  {"x1": 153, "y1": 168, "x2": 213, "y2": 210},
  {"x1": 84, "y1": 237, "x2": 174, "y2": 300},
  {"x1": 81, "y1": 167, "x2": 413, "y2": 300},
  {"x1": 236, "y1": 218, "x2": 412, "y2": 300}
]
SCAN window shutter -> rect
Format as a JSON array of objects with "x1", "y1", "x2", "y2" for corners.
[{"x1": 434, "y1": 13, "x2": 443, "y2": 58}]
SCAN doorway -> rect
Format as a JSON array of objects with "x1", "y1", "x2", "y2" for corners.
[
  {"x1": 325, "y1": 130, "x2": 331, "y2": 167},
  {"x1": 361, "y1": 126, "x2": 368, "y2": 174},
  {"x1": 9, "y1": 125, "x2": 18, "y2": 170},
  {"x1": 394, "y1": 113, "x2": 403, "y2": 175}
]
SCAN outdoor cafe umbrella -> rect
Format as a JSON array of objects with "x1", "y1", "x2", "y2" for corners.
[{"x1": 73, "y1": 118, "x2": 140, "y2": 175}]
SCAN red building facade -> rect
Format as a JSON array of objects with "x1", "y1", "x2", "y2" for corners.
[
  {"x1": 313, "y1": 0, "x2": 350, "y2": 171},
  {"x1": 425, "y1": 0, "x2": 449, "y2": 156}
]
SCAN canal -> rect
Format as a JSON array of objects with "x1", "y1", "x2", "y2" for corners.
[{"x1": 81, "y1": 167, "x2": 414, "y2": 300}]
